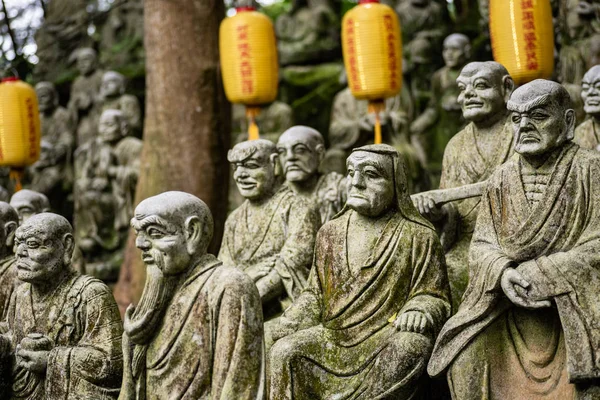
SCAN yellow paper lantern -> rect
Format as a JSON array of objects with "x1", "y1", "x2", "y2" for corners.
[
  {"x1": 220, "y1": 6, "x2": 278, "y2": 140},
  {"x1": 0, "y1": 77, "x2": 41, "y2": 190},
  {"x1": 342, "y1": 0, "x2": 402, "y2": 144},
  {"x1": 489, "y1": 0, "x2": 554, "y2": 85}
]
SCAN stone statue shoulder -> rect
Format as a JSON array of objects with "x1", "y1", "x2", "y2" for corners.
[
  {"x1": 574, "y1": 119, "x2": 598, "y2": 150},
  {"x1": 442, "y1": 123, "x2": 474, "y2": 160}
]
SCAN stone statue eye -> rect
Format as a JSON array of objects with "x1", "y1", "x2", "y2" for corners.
[
  {"x1": 475, "y1": 82, "x2": 488, "y2": 89},
  {"x1": 26, "y1": 240, "x2": 40, "y2": 249},
  {"x1": 148, "y1": 228, "x2": 164, "y2": 238},
  {"x1": 512, "y1": 114, "x2": 522, "y2": 123},
  {"x1": 347, "y1": 168, "x2": 355, "y2": 177},
  {"x1": 277, "y1": 148, "x2": 285, "y2": 155},
  {"x1": 531, "y1": 112, "x2": 547, "y2": 121}
]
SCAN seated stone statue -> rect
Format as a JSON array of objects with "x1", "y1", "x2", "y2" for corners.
[
  {"x1": 275, "y1": 0, "x2": 340, "y2": 66},
  {"x1": 428, "y1": 80, "x2": 600, "y2": 399},
  {"x1": 269, "y1": 144, "x2": 451, "y2": 399},
  {"x1": 410, "y1": 33, "x2": 471, "y2": 182},
  {"x1": 276, "y1": 126, "x2": 346, "y2": 223},
  {"x1": 574, "y1": 65, "x2": 600, "y2": 150},
  {"x1": 395, "y1": 0, "x2": 448, "y2": 58},
  {"x1": 0, "y1": 203, "x2": 18, "y2": 321},
  {"x1": 119, "y1": 191, "x2": 264, "y2": 400},
  {"x1": 219, "y1": 139, "x2": 320, "y2": 319},
  {"x1": 413, "y1": 61, "x2": 515, "y2": 311},
  {"x1": 74, "y1": 109, "x2": 142, "y2": 281},
  {"x1": 0, "y1": 213, "x2": 122, "y2": 399},
  {"x1": 100, "y1": 71, "x2": 142, "y2": 135},
  {"x1": 68, "y1": 48, "x2": 104, "y2": 147}
]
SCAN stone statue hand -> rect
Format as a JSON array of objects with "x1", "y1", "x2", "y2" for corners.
[
  {"x1": 16, "y1": 347, "x2": 49, "y2": 374},
  {"x1": 501, "y1": 268, "x2": 551, "y2": 309},
  {"x1": 246, "y1": 262, "x2": 274, "y2": 282},
  {"x1": 394, "y1": 311, "x2": 429, "y2": 334},
  {"x1": 271, "y1": 317, "x2": 300, "y2": 342},
  {"x1": 412, "y1": 193, "x2": 446, "y2": 222},
  {"x1": 0, "y1": 335, "x2": 12, "y2": 357}
]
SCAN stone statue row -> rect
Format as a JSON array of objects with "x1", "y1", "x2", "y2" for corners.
[{"x1": 0, "y1": 65, "x2": 599, "y2": 398}]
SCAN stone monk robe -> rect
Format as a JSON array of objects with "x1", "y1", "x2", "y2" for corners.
[
  {"x1": 414, "y1": 61, "x2": 515, "y2": 311},
  {"x1": 219, "y1": 140, "x2": 321, "y2": 318},
  {"x1": 574, "y1": 65, "x2": 600, "y2": 150},
  {"x1": 428, "y1": 80, "x2": 600, "y2": 399},
  {"x1": 277, "y1": 126, "x2": 346, "y2": 224},
  {"x1": 120, "y1": 192, "x2": 264, "y2": 400},
  {"x1": 269, "y1": 144, "x2": 451, "y2": 399},
  {"x1": 0, "y1": 203, "x2": 18, "y2": 321},
  {"x1": 0, "y1": 213, "x2": 123, "y2": 399}
]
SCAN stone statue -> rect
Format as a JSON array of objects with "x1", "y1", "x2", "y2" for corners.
[
  {"x1": 68, "y1": 48, "x2": 104, "y2": 147},
  {"x1": 219, "y1": 139, "x2": 321, "y2": 319},
  {"x1": 395, "y1": 0, "x2": 448, "y2": 57},
  {"x1": 100, "y1": 71, "x2": 143, "y2": 135},
  {"x1": 0, "y1": 213, "x2": 122, "y2": 399},
  {"x1": 269, "y1": 144, "x2": 451, "y2": 399},
  {"x1": 100, "y1": 0, "x2": 144, "y2": 70},
  {"x1": 410, "y1": 33, "x2": 471, "y2": 183},
  {"x1": 403, "y1": 36, "x2": 438, "y2": 114},
  {"x1": 9, "y1": 190, "x2": 50, "y2": 224},
  {"x1": 0, "y1": 203, "x2": 18, "y2": 321},
  {"x1": 32, "y1": 82, "x2": 75, "y2": 213},
  {"x1": 74, "y1": 109, "x2": 142, "y2": 281},
  {"x1": 428, "y1": 80, "x2": 600, "y2": 398},
  {"x1": 574, "y1": 65, "x2": 600, "y2": 149},
  {"x1": 276, "y1": 126, "x2": 346, "y2": 223},
  {"x1": 231, "y1": 102, "x2": 294, "y2": 144},
  {"x1": 120, "y1": 192, "x2": 265, "y2": 400},
  {"x1": 413, "y1": 61, "x2": 515, "y2": 311},
  {"x1": 275, "y1": 0, "x2": 340, "y2": 66}
]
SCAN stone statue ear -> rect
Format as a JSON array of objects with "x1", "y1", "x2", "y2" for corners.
[
  {"x1": 184, "y1": 216, "x2": 203, "y2": 255},
  {"x1": 565, "y1": 109, "x2": 576, "y2": 141},
  {"x1": 62, "y1": 233, "x2": 75, "y2": 265},
  {"x1": 4, "y1": 221, "x2": 16, "y2": 249},
  {"x1": 270, "y1": 153, "x2": 283, "y2": 177},
  {"x1": 502, "y1": 76, "x2": 515, "y2": 102}
]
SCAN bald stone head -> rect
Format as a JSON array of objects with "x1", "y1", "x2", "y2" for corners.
[
  {"x1": 74, "y1": 48, "x2": 98, "y2": 76},
  {"x1": 99, "y1": 109, "x2": 128, "y2": 143},
  {"x1": 277, "y1": 126, "x2": 325, "y2": 183},
  {"x1": 443, "y1": 33, "x2": 471, "y2": 69},
  {"x1": 131, "y1": 191, "x2": 214, "y2": 276},
  {"x1": 457, "y1": 61, "x2": 514, "y2": 123},
  {"x1": 14, "y1": 213, "x2": 75, "y2": 283},
  {"x1": 508, "y1": 79, "x2": 575, "y2": 158},
  {"x1": 10, "y1": 190, "x2": 50, "y2": 224},
  {"x1": 35, "y1": 82, "x2": 58, "y2": 113},
  {"x1": 0, "y1": 202, "x2": 18, "y2": 259},
  {"x1": 228, "y1": 139, "x2": 280, "y2": 201},
  {"x1": 582, "y1": 65, "x2": 600, "y2": 118},
  {"x1": 101, "y1": 71, "x2": 126, "y2": 99}
]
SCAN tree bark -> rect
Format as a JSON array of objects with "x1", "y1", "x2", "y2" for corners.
[{"x1": 113, "y1": 0, "x2": 231, "y2": 312}]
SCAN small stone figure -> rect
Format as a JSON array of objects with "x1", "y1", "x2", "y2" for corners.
[
  {"x1": 0, "y1": 213, "x2": 122, "y2": 399},
  {"x1": 9, "y1": 190, "x2": 50, "y2": 224},
  {"x1": 575, "y1": 65, "x2": 600, "y2": 149},
  {"x1": 413, "y1": 61, "x2": 515, "y2": 311},
  {"x1": 276, "y1": 126, "x2": 346, "y2": 223},
  {"x1": 269, "y1": 144, "x2": 451, "y2": 399},
  {"x1": 120, "y1": 192, "x2": 265, "y2": 400},
  {"x1": 100, "y1": 71, "x2": 143, "y2": 135},
  {"x1": 410, "y1": 33, "x2": 471, "y2": 182},
  {"x1": 74, "y1": 109, "x2": 142, "y2": 281},
  {"x1": 68, "y1": 48, "x2": 104, "y2": 147},
  {"x1": 0, "y1": 203, "x2": 18, "y2": 321},
  {"x1": 395, "y1": 0, "x2": 448, "y2": 57},
  {"x1": 428, "y1": 80, "x2": 600, "y2": 398},
  {"x1": 275, "y1": 0, "x2": 340, "y2": 66},
  {"x1": 219, "y1": 140, "x2": 320, "y2": 319}
]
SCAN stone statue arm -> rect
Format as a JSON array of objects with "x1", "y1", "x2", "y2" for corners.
[
  {"x1": 386, "y1": 90, "x2": 413, "y2": 139},
  {"x1": 45, "y1": 283, "x2": 123, "y2": 398},
  {"x1": 218, "y1": 217, "x2": 236, "y2": 267},
  {"x1": 410, "y1": 72, "x2": 442, "y2": 135}
]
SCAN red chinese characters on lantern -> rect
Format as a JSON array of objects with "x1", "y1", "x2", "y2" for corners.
[
  {"x1": 521, "y1": 0, "x2": 538, "y2": 71},
  {"x1": 237, "y1": 24, "x2": 253, "y2": 94},
  {"x1": 345, "y1": 18, "x2": 360, "y2": 91},
  {"x1": 26, "y1": 97, "x2": 37, "y2": 159},
  {"x1": 383, "y1": 15, "x2": 398, "y2": 90}
]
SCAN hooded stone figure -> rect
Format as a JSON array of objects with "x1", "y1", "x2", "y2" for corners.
[{"x1": 269, "y1": 144, "x2": 450, "y2": 399}]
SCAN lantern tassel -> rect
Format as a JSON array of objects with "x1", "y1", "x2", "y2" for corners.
[
  {"x1": 368, "y1": 100, "x2": 385, "y2": 144},
  {"x1": 9, "y1": 168, "x2": 23, "y2": 192},
  {"x1": 246, "y1": 106, "x2": 260, "y2": 140}
]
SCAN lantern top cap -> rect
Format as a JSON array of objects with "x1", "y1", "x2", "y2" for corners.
[
  {"x1": 358, "y1": 0, "x2": 380, "y2": 4},
  {"x1": 235, "y1": 6, "x2": 256, "y2": 12},
  {"x1": 1, "y1": 77, "x2": 19, "y2": 83}
]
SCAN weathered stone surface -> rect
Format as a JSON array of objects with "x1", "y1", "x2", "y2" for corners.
[
  {"x1": 428, "y1": 79, "x2": 600, "y2": 398},
  {"x1": 0, "y1": 203, "x2": 18, "y2": 322},
  {"x1": 100, "y1": 71, "x2": 143, "y2": 135},
  {"x1": 574, "y1": 65, "x2": 600, "y2": 150},
  {"x1": 276, "y1": 126, "x2": 346, "y2": 224},
  {"x1": 120, "y1": 191, "x2": 264, "y2": 399},
  {"x1": 219, "y1": 140, "x2": 320, "y2": 320},
  {"x1": 0, "y1": 213, "x2": 123, "y2": 399},
  {"x1": 269, "y1": 144, "x2": 451, "y2": 399},
  {"x1": 413, "y1": 61, "x2": 515, "y2": 311}
]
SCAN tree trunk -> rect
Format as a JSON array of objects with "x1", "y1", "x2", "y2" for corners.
[{"x1": 113, "y1": 0, "x2": 231, "y2": 312}]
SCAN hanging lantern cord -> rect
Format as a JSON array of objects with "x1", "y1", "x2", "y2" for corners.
[
  {"x1": 368, "y1": 100, "x2": 385, "y2": 144},
  {"x1": 9, "y1": 168, "x2": 23, "y2": 192},
  {"x1": 246, "y1": 106, "x2": 261, "y2": 141}
]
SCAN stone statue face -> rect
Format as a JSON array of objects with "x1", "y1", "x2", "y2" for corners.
[
  {"x1": 76, "y1": 52, "x2": 97, "y2": 76},
  {"x1": 14, "y1": 225, "x2": 65, "y2": 284},
  {"x1": 346, "y1": 151, "x2": 395, "y2": 217},
  {"x1": 101, "y1": 73, "x2": 125, "y2": 98},
  {"x1": 36, "y1": 88, "x2": 55, "y2": 113},
  {"x1": 457, "y1": 68, "x2": 506, "y2": 122},
  {"x1": 443, "y1": 35, "x2": 469, "y2": 68},
  {"x1": 99, "y1": 112, "x2": 124, "y2": 143},
  {"x1": 277, "y1": 128, "x2": 323, "y2": 183},
  {"x1": 582, "y1": 66, "x2": 600, "y2": 117},
  {"x1": 232, "y1": 148, "x2": 277, "y2": 201},
  {"x1": 10, "y1": 190, "x2": 50, "y2": 224}
]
